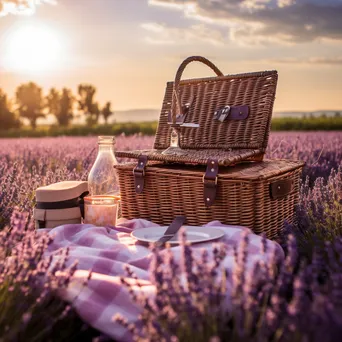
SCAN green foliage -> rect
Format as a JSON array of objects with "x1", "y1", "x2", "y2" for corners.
[
  {"x1": 271, "y1": 116, "x2": 342, "y2": 131},
  {"x1": 0, "y1": 115, "x2": 341, "y2": 138},
  {"x1": 78, "y1": 84, "x2": 100, "y2": 126},
  {"x1": 2, "y1": 82, "x2": 115, "y2": 130},
  {"x1": 0, "y1": 89, "x2": 20, "y2": 130},
  {"x1": 1, "y1": 115, "x2": 341, "y2": 138},
  {"x1": 16, "y1": 82, "x2": 45, "y2": 129},
  {"x1": 102, "y1": 101, "x2": 113, "y2": 124},
  {"x1": 46, "y1": 88, "x2": 75, "y2": 126},
  {"x1": 0, "y1": 122, "x2": 158, "y2": 138}
]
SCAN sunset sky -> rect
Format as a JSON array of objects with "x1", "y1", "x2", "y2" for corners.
[{"x1": 0, "y1": 0, "x2": 342, "y2": 113}]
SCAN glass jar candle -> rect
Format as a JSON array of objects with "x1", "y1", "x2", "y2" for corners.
[{"x1": 84, "y1": 195, "x2": 120, "y2": 227}]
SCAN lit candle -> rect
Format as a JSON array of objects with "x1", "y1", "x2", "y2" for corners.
[{"x1": 84, "y1": 195, "x2": 120, "y2": 226}]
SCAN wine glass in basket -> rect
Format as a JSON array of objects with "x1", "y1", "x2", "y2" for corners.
[{"x1": 161, "y1": 92, "x2": 199, "y2": 156}]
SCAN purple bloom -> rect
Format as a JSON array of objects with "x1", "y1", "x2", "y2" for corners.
[
  {"x1": 0, "y1": 133, "x2": 341, "y2": 341},
  {"x1": 0, "y1": 210, "x2": 80, "y2": 340}
]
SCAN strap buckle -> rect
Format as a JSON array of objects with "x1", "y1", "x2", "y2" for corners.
[
  {"x1": 203, "y1": 158, "x2": 219, "y2": 207},
  {"x1": 133, "y1": 155, "x2": 148, "y2": 194},
  {"x1": 202, "y1": 174, "x2": 218, "y2": 185},
  {"x1": 133, "y1": 167, "x2": 145, "y2": 177}
]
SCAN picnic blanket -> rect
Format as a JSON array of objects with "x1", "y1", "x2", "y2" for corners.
[{"x1": 44, "y1": 219, "x2": 284, "y2": 341}]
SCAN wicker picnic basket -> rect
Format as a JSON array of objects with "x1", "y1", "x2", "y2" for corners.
[
  {"x1": 115, "y1": 56, "x2": 304, "y2": 239},
  {"x1": 116, "y1": 56, "x2": 278, "y2": 166},
  {"x1": 115, "y1": 160, "x2": 304, "y2": 240}
]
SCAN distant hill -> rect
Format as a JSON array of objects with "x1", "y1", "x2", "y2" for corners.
[
  {"x1": 35, "y1": 108, "x2": 342, "y2": 127},
  {"x1": 114, "y1": 109, "x2": 342, "y2": 121},
  {"x1": 274, "y1": 110, "x2": 342, "y2": 118},
  {"x1": 113, "y1": 109, "x2": 342, "y2": 122},
  {"x1": 42, "y1": 109, "x2": 161, "y2": 126},
  {"x1": 109, "y1": 109, "x2": 160, "y2": 123}
]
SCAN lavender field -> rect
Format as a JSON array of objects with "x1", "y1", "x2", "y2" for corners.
[
  {"x1": 1, "y1": 132, "x2": 341, "y2": 226},
  {"x1": 0, "y1": 131, "x2": 342, "y2": 342}
]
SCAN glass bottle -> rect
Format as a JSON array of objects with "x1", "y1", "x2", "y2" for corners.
[{"x1": 88, "y1": 136, "x2": 119, "y2": 196}]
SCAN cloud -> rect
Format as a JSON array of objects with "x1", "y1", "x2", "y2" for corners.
[
  {"x1": 268, "y1": 56, "x2": 342, "y2": 65},
  {"x1": 0, "y1": 0, "x2": 55, "y2": 16},
  {"x1": 141, "y1": 21, "x2": 226, "y2": 46},
  {"x1": 148, "y1": 0, "x2": 189, "y2": 10},
  {"x1": 148, "y1": 0, "x2": 342, "y2": 44}
]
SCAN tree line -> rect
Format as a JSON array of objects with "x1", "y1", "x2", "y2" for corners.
[{"x1": 0, "y1": 82, "x2": 114, "y2": 130}]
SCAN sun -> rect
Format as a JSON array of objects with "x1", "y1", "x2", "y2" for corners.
[{"x1": 3, "y1": 24, "x2": 64, "y2": 73}]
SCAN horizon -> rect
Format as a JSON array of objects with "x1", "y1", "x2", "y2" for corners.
[
  {"x1": 1, "y1": 0, "x2": 342, "y2": 114},
  {"x1": 34, "y1": 108, "x2": 342, "y2": 126}
]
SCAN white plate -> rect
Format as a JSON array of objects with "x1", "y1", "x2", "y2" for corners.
[{"x1": 131, "y1": 226, "x2": 225, "y2": 245}]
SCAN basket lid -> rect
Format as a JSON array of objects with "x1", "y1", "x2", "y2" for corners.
[
  {"x1": 115, "y1": 159, "x2": 305, "y2": 181},
  {"x1": 116, "y1": 56, "x2": 278, "y2": 166},
  {"x1": 115, "y1": 148, "x2": 263, "y2": 167},
  {"x1": 35, "y1": 181, "x2": 88, "y2": 203}
]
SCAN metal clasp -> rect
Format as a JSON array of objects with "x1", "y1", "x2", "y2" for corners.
[
  {"x1": 202, "y1": 174, "x2": 218, "y2": 185},
  {"x1": 133, "y1": 167, "x2": 145, "y2": 177}
]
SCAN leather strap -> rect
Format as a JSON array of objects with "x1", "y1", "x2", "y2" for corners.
[
  {"x1": 134, "y1": 155, "x2": 148, "y2": 194},
  {"x1": 203, "y1": 158, "x2": 219, "y2": 207},
  {"x1": 270, "y1": 179, "x2": 294, "y2": 200},
  {"x1": 230, "y1": 105, "x2": 249, "y2": 120},
  {"x1": 213, "y1": 105, "x2": 249, "y2": 121}
]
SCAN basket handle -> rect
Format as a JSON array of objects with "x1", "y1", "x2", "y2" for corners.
[{"x1": 171, "y1": 56, "x2": 224, "y2": 124}]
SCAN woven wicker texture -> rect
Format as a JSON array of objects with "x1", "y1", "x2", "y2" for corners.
[
  {"x1": 156, "y1": 57, "x2": 278, "y2": 150},
  {"x1": 116, "y1": 56, "x2": 278, "y2": 166},
  {"x1": 116, "y1": 148, "x2": 264, "y2": 166},
  {"x1": 115, "y1": 159, "x2": 304, "y2": 240}
]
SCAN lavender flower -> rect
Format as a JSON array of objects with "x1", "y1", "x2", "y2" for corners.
[
  {"x1": 116, "y1": 230, "x2": 228, "y2": 342},
  {"x1": 286, "y1": 165, "x2": 342, "y2": 260},
  {"x1": 0, "y1": 209, "x2": 94, "y2": 341},
  {"x1": 1, "y1": 132, "x2": 341, "y2": 341},
  {"x1": 117, "y1": 232, "x2": 342, "y2": 342},
  {"x1": 1, "y1": 132, "x2": 341, "y2": 229}
]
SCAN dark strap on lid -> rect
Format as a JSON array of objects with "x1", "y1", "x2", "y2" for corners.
[
  {"x1": 134, "y1": 155, "x2": 148, "y2": 194},
  {"x1": 230, "y1": 105, "x2": 249, "y2": 120},
  {"x1": 203, "y1": 158, "x2": 219, "y2": 207},
  {"x1": 213, "y1": 105, "x2": 249, "y2": 121}
]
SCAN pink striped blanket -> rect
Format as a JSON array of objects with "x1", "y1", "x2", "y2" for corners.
[{"x1": 44, "y1": 220, "x2": 284, "y2": 341}]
